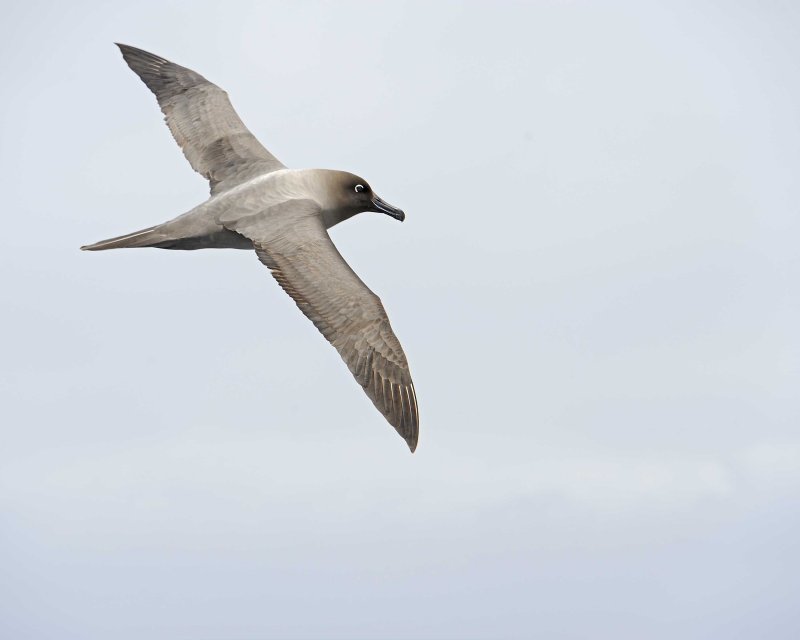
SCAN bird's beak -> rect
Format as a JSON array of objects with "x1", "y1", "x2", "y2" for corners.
[{"x1": 371, "y1": 194, "x2": 405, "y2": 221}]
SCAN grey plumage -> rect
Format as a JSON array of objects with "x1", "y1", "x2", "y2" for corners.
[
  {"x1": 82, "y1": 45, "x2": 419, "y2": 452},
  {"x1": 117, "y1": 44, "x2": 285, "y2": 194}
]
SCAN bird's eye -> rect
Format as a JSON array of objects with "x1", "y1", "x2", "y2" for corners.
[{"x1": 354, "y1": 184, "x2": 365, "y2": 193}]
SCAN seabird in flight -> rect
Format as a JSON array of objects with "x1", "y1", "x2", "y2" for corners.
[{"x1": 82, "y1": 45, "x2": 419, "y2": 452}]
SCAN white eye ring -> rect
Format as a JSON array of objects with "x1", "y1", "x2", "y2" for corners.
[{"x1": 354, "y1": 184, "x2": 365, "y2": 193}]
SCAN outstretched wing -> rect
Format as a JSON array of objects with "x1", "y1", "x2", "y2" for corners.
[
  {"x1": 225, "y1": 199, "x2": 419, "y2": 451},
  {"x1": 117, "y1": 44, "x2": 285, "y2": 194}
]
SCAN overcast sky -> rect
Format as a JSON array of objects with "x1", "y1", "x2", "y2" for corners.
[{"x1": 1, "y1": 1, "x2": 799, "y2": 638}]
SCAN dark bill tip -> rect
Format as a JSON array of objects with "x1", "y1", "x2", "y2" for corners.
[{"x1": 372, "y1": 194, "x2": 405, "y2": 221}]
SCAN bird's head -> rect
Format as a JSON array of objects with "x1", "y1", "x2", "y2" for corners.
[{"x1": 314, "y1": 170, "x2": 405, "y2": 224}]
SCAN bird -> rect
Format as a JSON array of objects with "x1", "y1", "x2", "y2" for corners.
[{"x1": 82, "y1": 44, "x2": 419, "y2": 452}]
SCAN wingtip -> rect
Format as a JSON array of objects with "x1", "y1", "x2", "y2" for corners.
[
  {"x1": 115, "y1": 43, "x2": 138, "y2": 64},
  {"x1": 114, "y1": 42, "x2": 161, "y2": 64}
]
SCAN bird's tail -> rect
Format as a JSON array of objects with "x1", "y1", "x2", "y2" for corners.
[{"x1": 80, "y1": 225, "x2": 161, "y2": 251}]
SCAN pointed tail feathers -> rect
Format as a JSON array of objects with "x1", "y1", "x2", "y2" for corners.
[{"x1": 80, "y1": 226, "x2": 161, "y2": 251}]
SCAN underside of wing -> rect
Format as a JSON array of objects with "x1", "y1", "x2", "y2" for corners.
[
  {"x1": 226, "y1": 200, "x2": 419, "y2": 451},
  {"x1": 117, "y1": 44, "x2": 285, "y2": 194}
]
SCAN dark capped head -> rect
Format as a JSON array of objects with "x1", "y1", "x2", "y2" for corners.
[{"x1": 323, "y1": 171, "x2": 405, "y2": 221}]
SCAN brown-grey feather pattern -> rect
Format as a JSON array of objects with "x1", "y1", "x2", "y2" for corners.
[
  {"x1": 116, "y1": 44, "x2": 285, "y2": 194},
  {"x1": 227, "y1": 200, "x2": 419, "y2": 451}
]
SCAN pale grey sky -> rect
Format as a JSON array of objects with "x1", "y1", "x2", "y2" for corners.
[{"x1": 1, "y1": 1, "x2": 799, "y2": 638}]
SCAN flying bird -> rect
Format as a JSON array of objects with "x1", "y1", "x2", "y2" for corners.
[{"x1": 82, "y1": 44, "x2": 419, "y2": 452}]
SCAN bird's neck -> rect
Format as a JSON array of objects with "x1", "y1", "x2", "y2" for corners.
[{"x1": 322, "y1": 208, "x2": 359, "y2": 229}]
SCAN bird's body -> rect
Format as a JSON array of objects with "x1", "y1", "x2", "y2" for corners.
[
  {"x1": 87, "y1": 169, "x2": 373, "y2": 251},
  {"x1": 83, "y1": 45, "x2": 419, "y2": 451}
]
